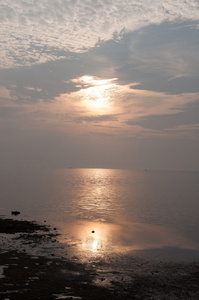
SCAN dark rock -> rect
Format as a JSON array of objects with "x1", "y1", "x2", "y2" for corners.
[{"x1": 11, "y1": 211, "x2": 20, "y2": 216}]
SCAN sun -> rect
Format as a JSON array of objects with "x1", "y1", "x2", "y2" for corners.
[
  {"x1": 73, "y1": 76, "x2": 118, "y2": 113},
  {"x1": 84, "y1": 84, "x2": 112, "y2": 109}
]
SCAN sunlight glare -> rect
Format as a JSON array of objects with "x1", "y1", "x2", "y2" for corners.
[
  {"x1": 74, "y1": 76, "x2": 118, "y2": 113},
  {"x1": 92, "y1": 239, "x2": 98, "y2": 251}
]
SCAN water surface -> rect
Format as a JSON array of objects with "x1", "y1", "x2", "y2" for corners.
[{"x1": 1, "y1": 168, "x2": 199, "y2": 261}]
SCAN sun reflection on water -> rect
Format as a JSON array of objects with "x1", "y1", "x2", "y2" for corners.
[
  {"x1": 62, "y1": 221, "x2": 120, "y2": 257},
  {"x1": 80, "y1": 223, "x2": 113, "y2": 253},
  {"x1": 73, "y1": 169, "x2": 119, "y2": 222},
  {"x1": 50, "y1": 169, "x2": 199, "y2": 262},
  {"x1": 58, "y1": 217, "x2": 199, "y2": 263}
]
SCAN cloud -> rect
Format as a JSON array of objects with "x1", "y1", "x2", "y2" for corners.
[
  {"x1": 52, "y1": 79, "x2": 199, "y2": 137},
  {"x1": 0, "y1": 86, "x2": 13, "y2": 99},
  {"x1": 105, "y1": 22, "x2": 199, "y2": 94},
  {"x1": 0, "y1": 86, "x2": 24, "y2": 119},
  {"x1": 0, "y1": 20, "x2": 198, "y2": 105},
  {"x1": 74, "y1": 114, "x2": 118, "y2": 124},
  {"x1": 24, "y1": 86, "x2": 42, "y2": 92},
  {"x1": 3, "y1": 78, "x2": 198, "y2": 137},
  {"x1": 1, "y1": 0, "x2": 199, "y2": 68}
]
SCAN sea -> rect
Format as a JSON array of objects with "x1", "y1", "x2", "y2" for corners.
[{"x1": 1, "y1": 168, "x2": 199, "y2": 262}]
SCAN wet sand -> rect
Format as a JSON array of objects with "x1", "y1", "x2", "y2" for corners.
[{"x1": 0, "y1": 216, "x2": 199, "y2": 300}]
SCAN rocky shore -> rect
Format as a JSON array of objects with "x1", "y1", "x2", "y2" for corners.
[{"x1": 0, "y1": 216, "x2": 199, "y2": 300}]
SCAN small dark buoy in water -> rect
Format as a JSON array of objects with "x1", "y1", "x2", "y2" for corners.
[
  {"x1": 11, "y1": 211, "x2": 20, "y2": 216},
  {"x1": 91, "y1": 230, "x2": 95, "y2": 233}
]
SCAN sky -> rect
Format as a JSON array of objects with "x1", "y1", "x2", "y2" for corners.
[{"x1": 0, "y1": 0, "x2": 199, "y2": 170}]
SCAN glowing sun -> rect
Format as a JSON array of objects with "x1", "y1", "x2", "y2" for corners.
[{"x1": 74, "y1": 76, "x2": 118, "y2": 113}]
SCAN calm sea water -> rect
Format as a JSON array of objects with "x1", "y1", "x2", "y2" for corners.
[{"x1": 1, "y1": 168, "x2": 199, "y2": 261}]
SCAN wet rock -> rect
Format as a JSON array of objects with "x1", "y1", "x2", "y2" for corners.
[
  {"x1": 0, "y1": 218, "x2": 50, "y2": 234},
  {"x1": 11, "y1": 211, "x2": 20, "y2": 216}
]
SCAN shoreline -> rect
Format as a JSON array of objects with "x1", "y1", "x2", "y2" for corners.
[{"x1": 0, "y1": 216, "x2": 199, "y2": 299}]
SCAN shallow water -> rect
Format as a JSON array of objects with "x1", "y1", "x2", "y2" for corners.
[{"x1": 1, "y1": 168, "x2": 199, "y2": 261}]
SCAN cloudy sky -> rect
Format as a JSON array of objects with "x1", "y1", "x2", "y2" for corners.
[{"x1": 0, "y1": 0, "x2": 199, "y2": 170}]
